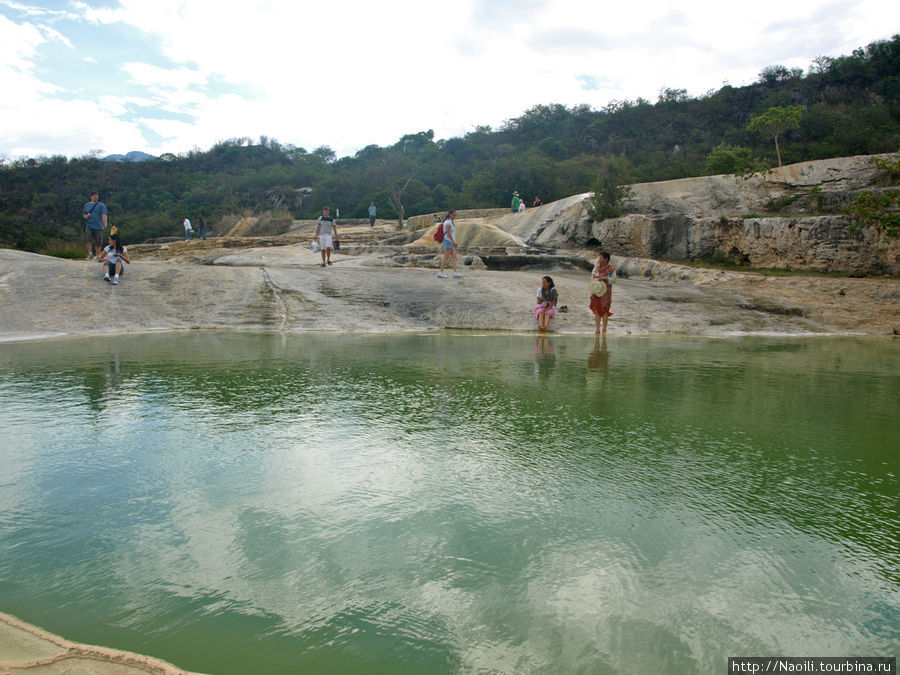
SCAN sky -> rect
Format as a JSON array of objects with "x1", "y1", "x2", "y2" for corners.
[{"x1": 1, "y1": 0, "x2": 898, "y2": 162}]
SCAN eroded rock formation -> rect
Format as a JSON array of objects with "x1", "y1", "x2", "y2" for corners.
[{"x1": 493, "y1": 154, "x2": 898, "y2": 275}]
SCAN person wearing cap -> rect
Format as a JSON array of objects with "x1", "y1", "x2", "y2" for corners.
[{"x1": 511, "y1": 191, "x2": 521, "y2": 213}]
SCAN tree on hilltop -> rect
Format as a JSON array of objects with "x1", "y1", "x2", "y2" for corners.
[{"x1": 748, "y1": 105, "x2": 807, "y2": 167}]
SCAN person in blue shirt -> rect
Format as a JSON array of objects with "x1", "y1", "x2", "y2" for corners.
[
  {"x1": 82, "y1": 192, "x2": 108, "y2": 259},
  {"x1": 368, "y1": 201, "x2": 377, "y2": 227}
]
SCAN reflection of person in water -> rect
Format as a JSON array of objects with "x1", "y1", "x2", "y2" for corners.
[
  {"x1": 534, "y1": 334, "x2": 553, "y2": 355},
  {"x1": 533, "y1": 334, "x2": 555, "y2": 379},
  {"x1": 587, "y1": 335, "x2": 609, "y2": 373}
]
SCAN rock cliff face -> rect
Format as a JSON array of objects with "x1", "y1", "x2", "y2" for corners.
[
  {"x1": 588, "y1": 214, "x2": 896, "y2": 274},
  {"x1": 514, "y1": 154, "x2": 898, "y2": 275}
]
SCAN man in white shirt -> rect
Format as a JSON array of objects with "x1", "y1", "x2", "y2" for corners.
[{"x1": 315, "y1": 207, "x2": 339, "y2": 266}]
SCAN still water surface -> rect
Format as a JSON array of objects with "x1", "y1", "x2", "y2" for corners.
[{"x1": 0, "y1": 333, "x2": 897, "y2": 674}]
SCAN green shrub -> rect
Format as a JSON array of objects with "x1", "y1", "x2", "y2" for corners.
[
  {"x1": 766, "y1": 195, "x2": 800, "y2": 211},
  {"x1": 38, "y1": 238, "x2": 87, "y2": 259},
  {"x1": 807, "y1": 186, "x2": 823, "y2": 211},
  {"x1": 871, "y1": 153, "x2": 900, "y2": 186},
  {"x1": 845, "y1": 190, "x2": 900, "y2": 237},
  {"x1": 704, "y1": 145, "x2": 766, "y2": 176},
  {"x1": 587, "y1": 156, "x2": 634, "y2": 221}
]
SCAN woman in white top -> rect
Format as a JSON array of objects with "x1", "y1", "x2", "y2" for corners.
[
  {"x1": 97, "y1": 233, "x2": 131, "y2": 284},
  {"x1": 437, "y1": 209, "x2": 462, "y2": 278}
]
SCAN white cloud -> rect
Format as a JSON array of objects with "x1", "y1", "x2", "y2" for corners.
[
  {"x1": 1, "y1": 0, "x2": 899, "y2": 159},
  {"x1": 1, "y1": 97, "x2": 148, "y2": 158},
  {"x1": 0, "y1": 13, "x2": 51, "y2": 73}
]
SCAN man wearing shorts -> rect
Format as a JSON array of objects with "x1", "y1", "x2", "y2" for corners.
[
  {"x1": 82, "y1": 191, "x2": 108, "y2": 259},
  {"x1": 315, "y1": 207, "x2": 339, "y2": 266}
]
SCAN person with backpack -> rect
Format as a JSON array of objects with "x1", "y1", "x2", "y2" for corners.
[
  {"x1": 436, "y1": 209, "x2": 462, "y2": 278},
  {"x1": 97, "y1": 233, "x2": 131, "y2": 285}
]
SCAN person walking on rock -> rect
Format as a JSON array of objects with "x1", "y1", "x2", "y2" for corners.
[
  {"x1": 315, "y1": 206, "x2": 339, "y2": 266},
  {"x1": 82, "y1": 191, "x2": 108, "y2": 259},
  {"x1": 437, "y1": 209, "x2": 462, "y2": 278},
  {"x1": 511, "y1": 191, "x2": 521, "y2": 213},
  {"x1": 368, "y1": 201, "x2": 377, "y2": 227},
  {"x1": 183, "y1": 217, "x2": 192, "y2": 241}
]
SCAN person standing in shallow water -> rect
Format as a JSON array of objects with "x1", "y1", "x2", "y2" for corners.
[{"x1": 589, "y1": 250, "x2": 615, "y2": 335}]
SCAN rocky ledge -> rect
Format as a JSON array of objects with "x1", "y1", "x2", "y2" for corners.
[
  {"x1": 1, "y1": 239, "x2": 896, "y2": 343},
  {"x1": 2, "y1": 154, "x2": 897, "y2": 342}
]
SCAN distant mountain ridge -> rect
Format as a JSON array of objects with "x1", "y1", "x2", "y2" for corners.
[{"x1": 101, "y1": 151, "x2": 156, "y2": 162}]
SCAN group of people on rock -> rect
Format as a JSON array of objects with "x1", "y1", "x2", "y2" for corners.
[
  {"x1": 183, "y1": 217, "x2": 207, "y2": 241},
  {"x1": 82, "y1": 191, "x2": 130, "y2": 285},
  {"x1": 439, "y1": 206, "x2": 615, "y2": 333},
  {"x1": 84, "y1": 190, "x2": 616, "y2": 331},
  {"x1": 511, "y1": 191, "x2": 542, "y2": 213},
  {"x1": 84, "y1": 190, "x2": 214, "y2": 285},
  {"x1": 534, "y1": 250, "x2": 615, "y2": 335}
]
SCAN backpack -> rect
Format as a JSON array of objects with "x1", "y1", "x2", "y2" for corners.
[{"x1": 433, "y1": 221, "x2": 444, "y2": 242}]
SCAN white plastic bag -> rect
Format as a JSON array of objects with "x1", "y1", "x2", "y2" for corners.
[{"x1": 310, "y1": 240, "x2": 320, "y2": 253}]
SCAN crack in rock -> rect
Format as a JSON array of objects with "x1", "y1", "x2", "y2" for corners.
[{"x1": 260, "y1": 267, "x2": 289, "y2": 330}]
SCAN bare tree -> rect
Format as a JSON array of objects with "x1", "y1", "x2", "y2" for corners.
[{"x1": 381, "y1": 160, "x2": 415, "y2": 228}]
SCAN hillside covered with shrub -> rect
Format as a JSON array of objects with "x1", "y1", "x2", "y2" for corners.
[{"x1": 1, "y1": 35, "x2": 898, "y2": 253}]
